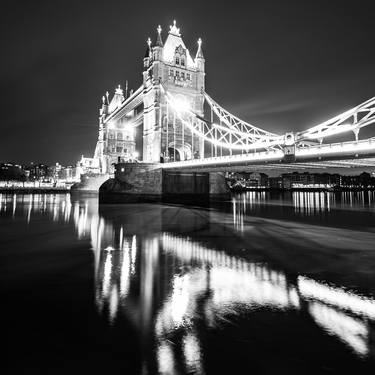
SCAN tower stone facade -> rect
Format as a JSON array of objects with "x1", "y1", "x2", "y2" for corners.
[
  {"x1": 142, "y1": 21, "x2": 206, "y2": 162},
  {"x1": 80, "y1": 21, "x2": 205, "y2": 176},
  {"x1": 94, "y1": 85, "x2": 138, "y2": 174}
]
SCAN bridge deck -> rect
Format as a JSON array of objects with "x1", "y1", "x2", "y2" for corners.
[{"x1": 161, "y1": 138, "x2": 375, "y2": 172}]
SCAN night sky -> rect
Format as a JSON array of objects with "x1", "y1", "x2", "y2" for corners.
[{"x1": 1, "y1": 0, "x2": 374, "y2": 165}]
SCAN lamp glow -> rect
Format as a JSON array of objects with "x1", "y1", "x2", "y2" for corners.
[{"x1": 173, "y1": 98, "x2": 191, "y2": 112}]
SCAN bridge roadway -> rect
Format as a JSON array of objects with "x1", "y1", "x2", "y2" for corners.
[{"x1": 161, "y1": 138, "x2": 375, "y2": 174}]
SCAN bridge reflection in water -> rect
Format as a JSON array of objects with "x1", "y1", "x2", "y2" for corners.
[
  {"x1": 232, "y1": 190, "x2": 375, "y2": 230},
  {"x1": 74, "y1": 195, "x2": 375, "y2": 371},
  {"x1": 1, "y1": 192, "x2": 375, "y2": 373}
]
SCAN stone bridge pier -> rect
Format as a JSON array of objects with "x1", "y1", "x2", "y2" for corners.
[{"x1": 99, "y1": 163, "x2": 231, "y2": 205}]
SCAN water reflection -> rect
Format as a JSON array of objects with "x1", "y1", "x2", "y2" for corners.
[
  {"x1": 1, "y1": 193, "x2": 375, "y2": 372},
  {"x1": 231, "y1": 191, "x2": 375, "y2": 232}
]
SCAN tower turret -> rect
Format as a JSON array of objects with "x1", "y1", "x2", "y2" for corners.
[
  {"x1": 108, "y1": 85, "x2": 124, "y2": 113},
  {"x1": 155, "y1": 25, "x2": 163, "y2": 47},
  {"x1": 195, "y1": 38, "x2": 205, "y2": 69},
  {"x1": 100, "y1": 92, "x2": 109, "y2": 116},
  {"x1": 143, "y1": 37, "x2": 152, "y2": 69},
  {"x1": 152, "y1": 25, "x2": 163, "y2": 63},
  {"x1": 195, "y1": 38, "x2": 205, "y2": 92},
  {"x1": 143, "y1": 38, "x2": 153, "y2": 86}
]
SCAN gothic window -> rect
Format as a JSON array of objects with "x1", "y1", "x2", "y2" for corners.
[
  {"x1": 181, "y1": 58, "x2": 185, "y2": 67},
  {"x1": 187, "y1": 73, "x2": 190, "y2": 80},
  {"x1": 109, "y1": 132, "x2": 114, "y2": 139},
  {"x1": 170, "y1": 69, "x2": 174, "y2": 76},
  {"x1": 117, "y1": 132, "x2": 123, "y2": 140},
  {"x1": 175, "y1": 57, "x2": 180, "y2": 65},
  {"x1": 181, "y1": 72, "x2": 185, "y2": 79},
  {"x1": 176, "y1": 71, "x2": 180, "y2": 78},
  {"x1": 134, "y1": 103, "x2": 143, "y2": 115},
  {"x1": 116, "y1": 147, "x2": 122, "y2": 153},
  {"x1": 124, "y1": 148, "x2": 128, "y2": 154}
]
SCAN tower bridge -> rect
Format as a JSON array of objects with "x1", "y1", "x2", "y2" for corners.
[{"x1": 76, "y1": 20, "x2": 375, "y2": 199}]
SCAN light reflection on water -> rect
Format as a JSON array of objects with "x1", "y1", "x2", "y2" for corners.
[
  {"x1": 1, "y1": 192, "x2": 375, "y2": 373},
  {"x1": 232, "y1": 190, "x2": 375, "y2": 230}
]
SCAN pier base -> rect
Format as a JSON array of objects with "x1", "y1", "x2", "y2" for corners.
[
  {"x1": 209, "y1": 172, "x2": 232, "y2": 202},
  {"x1": 99, "y1": 163, "x2": 162, "y2": 203},
  {"x1": 99, "y1": 163, "x2": 231, "y2": 204},
  {"x1": 71, "y1": 173, "x2": 111, "y2": 193}
]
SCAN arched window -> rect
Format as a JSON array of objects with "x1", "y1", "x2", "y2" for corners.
[
  {"x1": 117, "y1": 132, "x2": 123, "y2": 140},
  {"x1": 181, "y1": 58, "x2": 185, "y2": 67},
  {"x1": 175, "y1": 57, "x2": 180, "y2": 65}
]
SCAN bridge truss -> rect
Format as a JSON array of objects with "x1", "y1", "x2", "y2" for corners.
[{"x1": 161, "y1": 85, "x2": 375, "y2": 168}]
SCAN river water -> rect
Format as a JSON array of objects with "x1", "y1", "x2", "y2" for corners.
[{"x1": 1, "y1": 191, "x2": 375, "y2": 374}]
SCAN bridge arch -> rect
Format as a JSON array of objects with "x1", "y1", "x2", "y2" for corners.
[{"x1": 168, "y1": 142, "x2": 192, "y2": 162}]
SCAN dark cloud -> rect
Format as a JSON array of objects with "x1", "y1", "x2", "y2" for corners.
[{"x1": 0, "y1": 0, "x2": 374, "y2": 164}]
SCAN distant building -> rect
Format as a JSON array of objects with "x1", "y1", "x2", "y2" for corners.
[
  {"x1": 269, "y1": 176, "x2": 283, "y2": 189},
  {"x1": 24, "y1": 163, "x2": 50, "y2": 181},
  {"x1": 279, "y1": 172, "x2": 373, "y2": 189},
  {"x1": 0, "y1": 162, "x2": 81, "y2": 184},
  {"x1": 0, "y1": 163, "x2": 27, "y2": 181},
  {"x1": 247, "y1": 172, "x2": 269, "y2": 187}
]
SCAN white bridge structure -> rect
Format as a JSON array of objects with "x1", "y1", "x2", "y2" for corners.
[
  {"x1": 81, "y1": 21, "x2": 375, "y2": 175},
  {"x1": 162, "y1": 89, "x2": 375, "y2": 172}
]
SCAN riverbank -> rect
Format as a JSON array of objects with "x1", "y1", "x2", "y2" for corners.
[
  {"x1": 0, "y1": 187, "x2": 70, "y2": 194},
  {"x1": 230, "y1": 186, "x2": 375, "y2": 193}
]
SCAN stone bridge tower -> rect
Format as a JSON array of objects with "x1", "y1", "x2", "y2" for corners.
[{"x1": 142, "y1": 21, "x2": 205, "y2": 162}]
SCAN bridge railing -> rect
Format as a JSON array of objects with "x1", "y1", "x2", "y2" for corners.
[
  {"x1": 161, "y1": 148, "x2": 284, "y2": 168},
  {"x1": 297, "y1": 137, "x2": 375, "y2": 157}
]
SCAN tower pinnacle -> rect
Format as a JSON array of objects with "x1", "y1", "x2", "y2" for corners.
[
  {"x1": 115, "y1": 84, "x2": 123, "y2": 95},
  {"x1": 155, "y1": 25, "x2": 163, "y2": 47},
  {"x1": 169, "y1": 20, "x2": 181, "y2": 36},
  {"x1": 144, "y1": 37, "x2": 152, "y2": 58},
  {"x1": 196, "y1": 38, "x2": 204, "y2": 59}
]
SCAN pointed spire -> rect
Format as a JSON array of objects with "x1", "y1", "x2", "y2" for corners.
[
  {"x1": 101, "y1": 92, "x2": 109, "y2": 115},
  {"x1": 196, "y1": 38, "x2": 204, "y2": 59},
  {"x1": 155, "y1": 25, "x2": 163, "y2": 47},
  {"x1": 144, "y1": 37, "x2": 152, "y2": 58},
  {"x1": 105, "y1": 91, "x2": 110, "y2": 105}
]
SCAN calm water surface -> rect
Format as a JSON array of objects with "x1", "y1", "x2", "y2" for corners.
[{"x1": 1, "y1": 191, "x2": 375, "y2": 374}]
